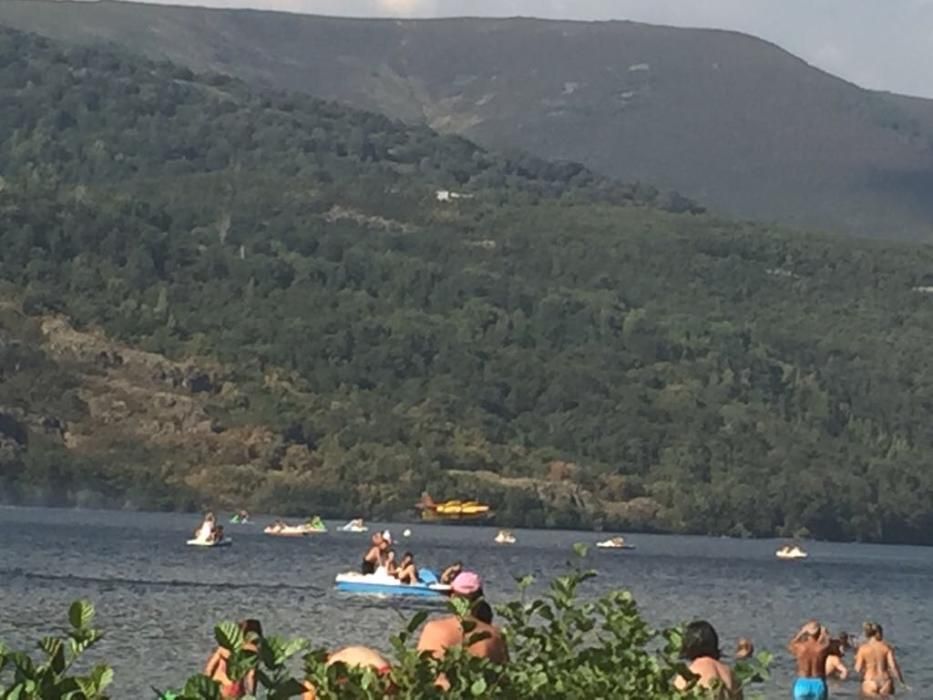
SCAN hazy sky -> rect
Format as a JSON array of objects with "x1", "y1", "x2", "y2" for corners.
[{"x1": 138, "y1": 0, "x2": 933, "y2": 98}]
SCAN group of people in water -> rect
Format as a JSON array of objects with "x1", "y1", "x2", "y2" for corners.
[
  {"x1": 189, "y1": 513, "x2": 909, "y2": 698},
  {"x1": 679, "y1": 618, "x2": 906, "y2": 699},
  {"x1": 202, "y1": 569, "x2": 505, "y2": 698},
  {"x1": 199, "y1": 573, "x2": 907, "y2": 700}
]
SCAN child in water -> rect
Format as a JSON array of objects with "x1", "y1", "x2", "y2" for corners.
[{"x1": 204, "y1": 619, "x2": 262, "y2": 698}]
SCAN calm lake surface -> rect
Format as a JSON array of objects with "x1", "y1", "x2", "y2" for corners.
[{"x1": 1, "y1": 506, "x2": 930, "y2": 697}]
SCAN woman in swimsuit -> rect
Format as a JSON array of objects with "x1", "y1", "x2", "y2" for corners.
[
  {"x1": 384, "y1": 550, "x2": 398, "y2": 577},
  {"x1": 396, "y1": 552, "x2": 419, "y2": 584},
  {"x1": 204, "y1": 619, "x2": 262, "y2": 699},
  {"x1": 854, "y1": 622, "x2": 906, "y2": 696}
]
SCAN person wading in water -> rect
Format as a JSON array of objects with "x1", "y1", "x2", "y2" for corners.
[
  {"x1": 788, "y1": 620, "x2": 830, "y2": 700},
  {"x1": 854, "y1": 622, "x2": 907, "y2": 696}
]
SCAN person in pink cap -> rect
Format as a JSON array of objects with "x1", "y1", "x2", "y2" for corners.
[{"x1": 416, "y1": 570, "x2": 508, "y2": 682}]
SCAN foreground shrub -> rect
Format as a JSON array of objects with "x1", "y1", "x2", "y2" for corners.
[
  {"x1": 1, "y1": 560, "x2": 769, "y2": 699},
  {"x1": 0, "y1": 601, "x2": 113, "y2": 699}
]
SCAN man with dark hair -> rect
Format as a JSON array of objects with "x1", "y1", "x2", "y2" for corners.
[{"x1": 675, "y1": 620, "x2": 741, "y2": 698}]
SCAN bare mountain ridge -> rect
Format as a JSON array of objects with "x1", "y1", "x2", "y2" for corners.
[{"x1": 3, "y1": 0, "x2": 933, "y2": 238}]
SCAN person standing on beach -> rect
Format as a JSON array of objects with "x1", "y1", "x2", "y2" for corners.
[
  {"x1": 854, "y1": 622, "x2": 907, "y2": 696},
  {"x1": 788, "y1": 620, "x2": 830, "y2": 700}
]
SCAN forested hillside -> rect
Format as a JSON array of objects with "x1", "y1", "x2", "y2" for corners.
[
  {"x1": 3, "y1": 27, "x2": 933, "y2": 543},
  {"x1": 3, "y1": 0, "x2": 933, "y2": 238}
]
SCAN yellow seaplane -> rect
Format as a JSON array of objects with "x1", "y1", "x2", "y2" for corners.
[{"x1": 416, "y1": 493, "x2": 493, "y2": 522}]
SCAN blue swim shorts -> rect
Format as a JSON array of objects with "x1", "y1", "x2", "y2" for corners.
[{"x1": 792, "y1": 677, "x2": 828, "y2": 700}]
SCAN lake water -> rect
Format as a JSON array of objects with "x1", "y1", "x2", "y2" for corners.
[{"x1": 0, "y1": 507, "x2": 930, "y2": 697}]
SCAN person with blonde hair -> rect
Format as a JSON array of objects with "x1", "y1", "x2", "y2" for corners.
[{"x1": 854, "y1": 622, "x2": 907, "y2": 696}]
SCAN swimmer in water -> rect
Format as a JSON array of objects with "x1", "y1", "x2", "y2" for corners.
[
  {"x1": 204, "y1": 619, "x2": 262, "y2": 698},
  {"x1": 854, "y1": 622, "x2": 907, "y2": 696},
  {"x1": 674, "y1": 621, "x2": 742, "y2": 698},
  {"x1": 788, "y1": 620, "x2": 830, "y2": 700},
  {"x1": 735, "y1": 638, "x2": 754, "y2": 661},
  {"x1": 824, "y1": 638, "x2": 848, "y2": 681}
]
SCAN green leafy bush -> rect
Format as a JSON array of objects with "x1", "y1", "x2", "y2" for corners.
[{"x1": 0, "y1": 601, "x2": 113, "y2": 700}]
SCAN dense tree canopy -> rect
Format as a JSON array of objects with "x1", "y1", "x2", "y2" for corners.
[{"x1": 2, "y1": 27, "x2": 933, "y2": 543}]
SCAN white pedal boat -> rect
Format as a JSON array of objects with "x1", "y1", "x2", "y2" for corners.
[
  {"x1": 186, "y1": 538, "x2": 232, "y2": 548},
  {"x1": 776, "y1": 545, "x2": 808, "y2": 560},
  {"x1": 338, "y1": 519, "x2": 369, "y2": 533},
  {"x1": 596, "y1": 537, "x2": 636, "y2": 550}
]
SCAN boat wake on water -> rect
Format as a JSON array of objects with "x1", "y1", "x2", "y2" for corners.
[{"x1": 0, "y1": 568, "x2": 329, "y2": 594}]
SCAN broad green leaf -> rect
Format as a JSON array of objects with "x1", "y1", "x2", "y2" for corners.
[
  {"x1": 183, "y1": 674, "x2": 223, "y2": 699},
  {"x1": 214, "y1": 622, "x2": 244, "y2": 652},
  {"x1": 406, "y1": 610, "x2": 429, "y2": 634},
  {"x1": 91, "y1": 664, "x2": 115, "y2": 691},
  {"x1": 68, "y1": 600, "x2": 95, "y2": 631},
  {"x1": 471, "y1": 678, "x2": 488, "y2": 696}
]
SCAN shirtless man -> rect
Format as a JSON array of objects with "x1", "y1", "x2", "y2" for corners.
[
  {"x1": 300, "y1": 646, "x2": 392, "y2": 700},
  {"x1": 361, "y1": 533, "x2": 383, "y2": 575},
  {"x1": 674, "y1": 621, "x2": 742, "y2": 699},
  {"x1": 417, "y1": 571, "x2": 508, "y2": 666},
  {"x1": 854, "y1": 622, "x2": 906, "y2": 696},
  {"x1": 788, "y1": 620, "x2": 830, "y2": 700}
]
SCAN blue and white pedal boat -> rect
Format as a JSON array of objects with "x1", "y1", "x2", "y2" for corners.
[{"x1": 334, "y1": 572, "x2": 450, "y2": 599}]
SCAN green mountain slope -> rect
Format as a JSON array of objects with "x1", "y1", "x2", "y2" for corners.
[
  {"x1": 4, "y1": 27, "x2": 933, "y2": 543},
  {"x1": 2, "y1": 0, "x2": 933, "y2": 239}
]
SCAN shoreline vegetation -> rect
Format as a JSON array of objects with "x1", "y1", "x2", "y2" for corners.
[
  {"x1": 4, "y1": 27, "x2": 933, "y2": 544},
  {"x1": 0, "y1": 557, "x2": 772, "y2": 699}
]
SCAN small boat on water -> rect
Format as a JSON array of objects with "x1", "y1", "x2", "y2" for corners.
[
  {"x1": 264, "y1": 516, "x2": 327, "y2": 537},
  {"x1": 229, "y1": 511, "x2": 251, "y2": 525},
  {"x1": 338, "y1": 518, "x2": 369, "y2": 533},
  {"x1": 186, "y1": 538, "x2": 232, "y2": 548},
  {"x1": 596, "y1": 536, "x2": 636, "y2": 550},
  {"x1": 776, "y1": 545, "x2": 808, "y2": 560},
  {"x1": 494, "y1": 529, "x2": 516, "y2": 545},
  {"x1": 334, "y1": 572, "x2": 450, "y2": 599}
]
